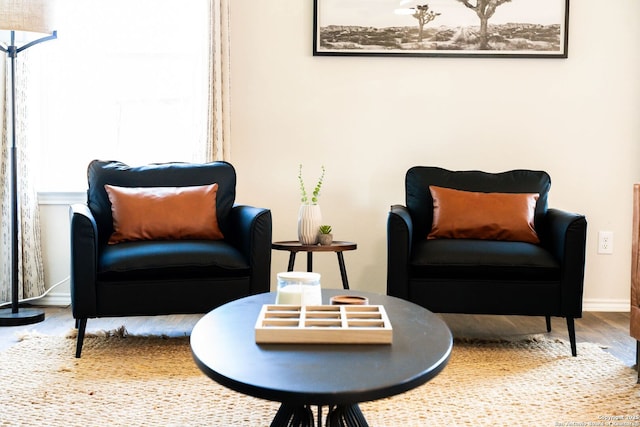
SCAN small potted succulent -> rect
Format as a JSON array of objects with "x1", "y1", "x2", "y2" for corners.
[{"x1": 318, "y1": 225, "x2": 333, "y2": 246}]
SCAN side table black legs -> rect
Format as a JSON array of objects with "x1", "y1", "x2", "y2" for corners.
[
  {"x1": 287, "y1": 252, "x2": 296, "y2": 272},
  {"x1": 274, "y1": 241, "x2": 357, "y2": 290},
  {"x1": 336, "y1": 252, "x2": 349, "y2": 290},
  {"x1": 284, "y1": 252, "x2": 312, "y2": 274},
  {"x1": 271, "y1": 404, "x2": 369, "y2": 427},
  {"x1": 285, "y1": 251, "x2": 349, "y2": 290}
]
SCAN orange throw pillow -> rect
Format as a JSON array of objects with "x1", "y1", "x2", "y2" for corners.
[
  {"x1": 428, "y1": 186, "x2": 540, "y2": 243},
  {"x1": 104, "y1": 183, "x2": 224, "y2": 244}
]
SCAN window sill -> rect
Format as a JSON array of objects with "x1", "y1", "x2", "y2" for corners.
[{"x1": 38, "y1": 191, "x2": 85, "y2": 205}]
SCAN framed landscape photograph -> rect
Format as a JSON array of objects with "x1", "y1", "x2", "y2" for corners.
[{"x1": 313, "y1": 0, "x2": 569, "y2": 58}]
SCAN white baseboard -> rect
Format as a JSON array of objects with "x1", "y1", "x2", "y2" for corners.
[
  {"x1": 582, "y1": 298, "x2": 630, "y2": 312},
  {"x1": 36, "y1": 292, "x2": 71, "y2": 307}
]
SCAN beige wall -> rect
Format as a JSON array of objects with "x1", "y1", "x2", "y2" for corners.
[
  {"x1": 229, "y1": 0, "x2": 640, "y2": 309},
  {"x1": 39, "y1": 0, "x2": 640, "y2": 310}
]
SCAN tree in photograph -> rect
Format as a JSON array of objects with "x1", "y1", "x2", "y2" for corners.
[
  {"x1": 455, "y1": 0, "x2": 512, "y2": 49},
  {"x1": 412, "y1": 4, "x2": 441, "y2": 42}
]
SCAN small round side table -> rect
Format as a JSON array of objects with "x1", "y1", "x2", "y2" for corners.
[{"x1": 271, "y1": 241, "x2": 357, "y2": 289}]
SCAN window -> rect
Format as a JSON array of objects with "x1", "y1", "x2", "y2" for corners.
[{"x1": 33, "y1": 0, "x2": 210, "y2": 191}]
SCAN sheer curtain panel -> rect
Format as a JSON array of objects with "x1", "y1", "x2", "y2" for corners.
[
  {"x1": 207, "y1": 0, "x2": 231, "y2": 162},
  {"x1": 0, "y1": 50, "x2": 45, "y2": 303}
]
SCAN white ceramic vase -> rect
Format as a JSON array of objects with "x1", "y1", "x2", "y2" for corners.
[{"x1": 298, "y1": 204, "x2": 322, "y2": 245}]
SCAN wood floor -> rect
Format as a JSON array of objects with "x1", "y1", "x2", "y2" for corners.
[{"x1": 0, "y1": 304, "x2": 636, "y2": 368}]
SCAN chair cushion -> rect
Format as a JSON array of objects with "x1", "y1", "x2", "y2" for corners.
[
  {"x1": 105, "y1": 184, "x2": 224, "y2": 244},
  {"x1": 97, "y1": 240, "x2": 250, "y2": 280},
  {"x1": 410, "y1": 239, "x2": 560, "y2": 281},
  {"x1": 87, "y1": 160, "x2": 236, "y2": 246},
  {"x1": 427, "y1": 186, "x2": 539, "y2": 243}
]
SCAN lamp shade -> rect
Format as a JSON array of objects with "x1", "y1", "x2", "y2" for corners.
[{"x1": 0, "y1": 0, "x2": 56, "y2": 34}]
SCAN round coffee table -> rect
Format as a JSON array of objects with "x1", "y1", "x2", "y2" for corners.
[{"x1": 190, "y1": 290, "x2": 452, "y2": 427}]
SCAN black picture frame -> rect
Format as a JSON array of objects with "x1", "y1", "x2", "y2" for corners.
[{"x1": 313, "y1": 0, "x2": 569, "y2": 58}]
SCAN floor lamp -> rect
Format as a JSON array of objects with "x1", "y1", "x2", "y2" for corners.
[{"x1": 0, "y1": 0, "x2": 56, "y2": 326}]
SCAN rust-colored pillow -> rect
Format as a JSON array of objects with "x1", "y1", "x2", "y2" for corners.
[
  {"x1": 427, "y1": 186, "x2": 540, "y2": 243},
  {"x1": 104, "y1": 183, "x2": 224, "y2": 244}
]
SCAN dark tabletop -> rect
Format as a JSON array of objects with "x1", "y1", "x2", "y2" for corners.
[
  {"x1": 190, "y1": 290, "x2": 452, "y2": 406},
  {"x1": 272, "y1": 241, "x2": 357, "y2": 252}
]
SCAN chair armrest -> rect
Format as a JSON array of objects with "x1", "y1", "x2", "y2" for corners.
[
  {"x1": 544, "y1": 208, "x2": 588, "y2": 316},
  {"x1": 227, "y1": 205, "x2": 272, "y2": 294},
  {"x1": 387, "y1": 204, "x2": 414, "y2": 300},
  {"x1": 69, "y1": 204, "x2": 99, "y2": 319}
]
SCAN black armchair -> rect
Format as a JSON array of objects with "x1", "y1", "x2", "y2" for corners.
[
  {"x1": 70, "y1": 160, "x2": 272, "y2": 357},
  {"x1": 387, "y1": 167, "x2": 587, "y2": 356}
]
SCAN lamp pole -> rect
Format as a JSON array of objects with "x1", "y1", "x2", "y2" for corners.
[{"x1": 0, "y1": 30, "x2": 57, "y2": 326}]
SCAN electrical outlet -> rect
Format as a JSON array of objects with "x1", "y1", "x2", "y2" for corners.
[{"x1": 598, "y1": 231, "x2": 614, "y2": 254}]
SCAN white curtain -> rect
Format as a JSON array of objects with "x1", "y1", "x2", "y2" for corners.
[
  {"x1": 207, "y1": 0, "x2": 232, "y2": 162},
  {"x1": 0, "y1": 49, "x2": 46, "y2": 303}
]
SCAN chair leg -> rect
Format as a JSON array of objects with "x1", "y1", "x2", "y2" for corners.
[
  {"x1": 545, "y1": 315, "x2": 551, "y2": 332},
  {"x1": 566, "y1": 317, "x2": 577, "y2": 357},
  {"x1": 75, "y1": 318, "x2": 87, "y2": 358}
]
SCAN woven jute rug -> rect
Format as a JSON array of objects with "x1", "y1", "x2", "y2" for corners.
[{"x1": 0, "y1": 331, "x2": 638, "y2": 427}]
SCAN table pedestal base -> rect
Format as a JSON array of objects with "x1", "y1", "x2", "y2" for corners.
[{"x1": 271, "y1": 403, "x2": 369, "y2": 427}]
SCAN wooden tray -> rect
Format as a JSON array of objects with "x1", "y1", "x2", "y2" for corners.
[{"x1": 255, "y1": 304, "x2": 392, "y2": 344}]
